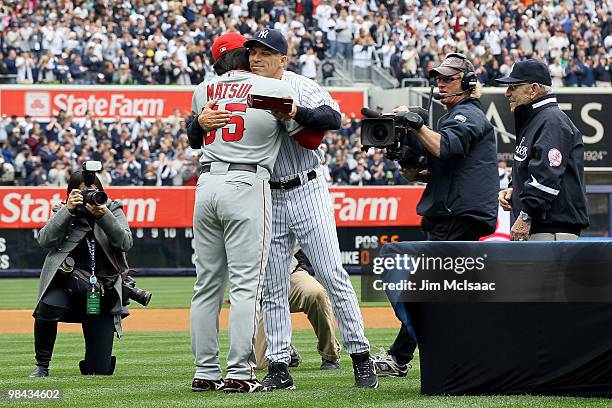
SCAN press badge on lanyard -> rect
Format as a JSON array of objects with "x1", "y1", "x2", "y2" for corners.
[{"x1": 86, "y1": 237, "x2": 100, "y2": 315}]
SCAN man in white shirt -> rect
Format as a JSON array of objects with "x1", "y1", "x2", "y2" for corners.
[
  {"x1": 299, "y1": 47, "x2": 319, "y2": 80},
  {"x1": 548, "y1": 29, "x2": 570, "y2": 60}
]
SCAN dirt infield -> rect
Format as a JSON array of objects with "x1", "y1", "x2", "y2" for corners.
[{"x1": 0, "y1": 307, "x2": 400, "y2": 334}]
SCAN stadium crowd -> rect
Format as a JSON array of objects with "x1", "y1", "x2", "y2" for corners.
[
  {"x1": 0, "y1": 0, "x2": 609, "y2": 86},
  {"x1": 0, "y1": 0, "x2": 607, "y2": 186}
]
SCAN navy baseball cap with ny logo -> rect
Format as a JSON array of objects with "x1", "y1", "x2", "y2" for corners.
[
  {"x1": 244, "y1": 29, "x2": 288, "y2": 55},
  {"x1": 495, "y1": 59, "x2": 552, "y2": 86}
]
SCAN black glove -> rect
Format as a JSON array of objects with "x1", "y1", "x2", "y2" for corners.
[
  {"x1": 396, "y1": 111, "x2": 424, "y2": 130},
  {"x1": 408, "y1": 106, "x2": 429, "y2": 123}
]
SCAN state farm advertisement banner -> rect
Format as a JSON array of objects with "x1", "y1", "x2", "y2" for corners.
[
  {"x1": 0, "y1": 186, "x2": 424, "y2": 229},
  {"x1": 0, "y1": 85, "x2": 367, "y2": 120}
]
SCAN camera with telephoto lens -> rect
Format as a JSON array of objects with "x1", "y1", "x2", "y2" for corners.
[
  {"x1": 360, "y1": 107, "x2": 428, "y2": 171},
  {"x1": 74, "y1": 161, "x2": 108, "y2": 217},
  {"x1": 123, "y1": 275, "x2": 152, "y2": 306},
  {"x1": 81, "y1": 187, "x2": 108, "y2": 206}
]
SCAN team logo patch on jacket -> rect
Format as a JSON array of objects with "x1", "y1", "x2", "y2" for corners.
[
  {"x1": 514, "y1": 137, "x2": 528, "y2": 162},
  {"x1": 548, "y1": 148, "x2": 562, "y2": 167},
  {"x1": 453, "y1": 114, "x2": 467, "y2": 122}
]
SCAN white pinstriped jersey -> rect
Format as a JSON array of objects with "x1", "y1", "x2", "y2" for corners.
[{"x1": 271, "y1": 71, "x2": 340, "y2": 180}]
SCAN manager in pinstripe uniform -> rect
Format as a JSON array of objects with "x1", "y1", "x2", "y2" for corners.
[{"x1": 196, "y1": 29, "x2": 378, "y2": 390}]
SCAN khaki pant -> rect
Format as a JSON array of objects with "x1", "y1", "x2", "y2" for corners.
[
  {"x1": 255, "y1": 268, "x2": 341, "y2": 370},
  {"x1": 529, "y1": 233, "x2": 579, "y2": 241}
]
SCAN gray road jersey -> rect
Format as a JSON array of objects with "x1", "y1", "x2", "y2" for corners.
[
  {"x1": 192, "y1": 70, "x2": 297, "y2": 174},
  {"x1": 271, "y1": 71, "x2": 340, "y2": 180}
]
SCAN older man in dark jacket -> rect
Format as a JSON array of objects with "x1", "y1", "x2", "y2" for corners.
[{"x1": 496, "y1": 59, "x2": 589, "y2": 241}]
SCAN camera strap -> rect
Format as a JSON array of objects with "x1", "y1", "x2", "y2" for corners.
[
  {"x1": 86, "y1": 236, "x2": 101, "y2": 315},
  {"x1": 86, "y1": 237, "x2": 97, "y2": 288}
]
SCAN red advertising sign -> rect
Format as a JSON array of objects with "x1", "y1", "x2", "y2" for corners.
[
  {"x1": 0, "y1": 85, "x2": 367, "y2": 120},
  {"x1": 1, "y1": 88, "x2": 191, "y2": 119},
  {"x1": 0, "y1": 186, "x2": 424, "y2": 229}
]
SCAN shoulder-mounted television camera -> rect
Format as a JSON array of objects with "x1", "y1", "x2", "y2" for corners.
[{"x1": 360, "y1": 107, "x2": 428, "y2": 171}]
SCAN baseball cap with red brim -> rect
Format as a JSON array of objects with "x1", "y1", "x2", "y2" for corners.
[{"x1": 211, "y1": 33, "x2": 247, "y2": 62}]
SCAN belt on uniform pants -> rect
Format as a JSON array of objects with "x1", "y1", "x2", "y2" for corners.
[
  {"x1": 200, "y1": 163, "x2": 257, "y2": 175},
  {"x1": 270, "y1": 170, "x2": 317, "y2": 190}
]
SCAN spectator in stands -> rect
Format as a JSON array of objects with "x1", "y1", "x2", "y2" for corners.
[
  {"x1": 122, "y1": 150, "x2": 142, "y2": 185},
  {"x1": 116, "y1": 64, "x2": 133, "y2": 85},
  {"x1": 110, "y1": 165, "x2": 131, "y2": 186},
  {"x1": 312, "y1": 31, "x2": 327, "y2": 60},
  {"x1": 563, "y1": 59, "x2": 580, "y2": 86},
  {"x1": 47, "y1": 160, "x2": 70, "y2": 187},
  {"x1": 142, "y1": 162, "x2": 158, "y2": 186},
  {"x1": 299, "y1": 47, "x2": 319, "y2": 80},
  {"x1": 594, "y1": 57, "x2": 611, "y2": 87},
  {"x1": 330, "y1": 150, "x2": 350, "y2": 185},
  {"x1": 4, "y1": 50, "x2": 17, "y2": 77},
  {"x1": 26, "y1": 163, "x2": 47, "y2": 186},
  {"x1": 0, "y1": 52, "x2": 10, "y2": 83},
  {"x1": 37, "y1": 52, "x2": 56, "y2": 83},
  {"x1": 16, "y1": 51, "x2": 35, "y2": 83},
  {"x1": 349, "y1": 160, "x2": 372, "y2": 186},
  {"x1": 189, "y1": 55, "x2": 206, "y2": 85},
  {"x1": 155, "y1": 152, "x2": 176, "y2": 186},
  {"x1": 69, "y1": 55, "x2": 87, "y2": 84},
  {"x1": 335, "y1": 9, "x2": 353, "y2": 60},
  {"x1": 0, "y1": 156, "x2": 15, "y2": 186},
  {"x1": 549, "y1": 56, "x2": 565, "y2": 87}
]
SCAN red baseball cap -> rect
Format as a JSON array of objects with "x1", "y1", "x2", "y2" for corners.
[{"x1": 211, "y1": 33, "x2": 246, "y2": 62}]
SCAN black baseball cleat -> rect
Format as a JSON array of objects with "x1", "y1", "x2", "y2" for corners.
[
  {"x1": 289, "y1": 345, "x2": 302, "y2": 368},
  {"x1": 320, "y1": 358, "x2": 340, "y2": 370},
  {"x1": 29, "y1": 366, "x2": 49, "y2": 378},
  {"x1": 261, "y1": 362, "x2": 296, "y2": 391},
  {"x1": 192, "y1": 378, "x2": 224, "y2": 392},
  {"x1": 351, "y1": 352, "x2": 379, "y2": 388},
  {"x1": 223, "y1": 378, "x2": 264, "y2": 393}
]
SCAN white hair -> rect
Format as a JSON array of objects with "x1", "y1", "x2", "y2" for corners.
[{"x1": 541, "y1": 85, "x2": 554, "y2": 95}]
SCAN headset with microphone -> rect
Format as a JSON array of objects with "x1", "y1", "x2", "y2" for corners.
[{"x1": 433, "y1": 89, "x2": 467, "y2": 100}]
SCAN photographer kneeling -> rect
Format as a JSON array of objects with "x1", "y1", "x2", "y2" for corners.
[
  {"x1": 30, "y1": 161, "x2": 133, "y2": 377},
  {"x1": 371, "y1": 53, "x2": 499, "y2": 377}
]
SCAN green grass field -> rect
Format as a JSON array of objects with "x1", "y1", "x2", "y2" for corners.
[
  {"x1": 0, "y1": 276, "x2": 386, "y2": 310},
  {"x1": 1, "y1": 330, "x2": 608, "y2": 408},
  {"x1": 0, "y1": 277, "x2": 609, "y2": 407}
]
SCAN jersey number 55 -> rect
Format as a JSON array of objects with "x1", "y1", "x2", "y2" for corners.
[{"x1": 205, "y1": 103, "x2": 247, "y2": 145}]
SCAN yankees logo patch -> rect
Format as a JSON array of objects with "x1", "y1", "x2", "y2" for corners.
[
  {"x1": 258, "y1": 30, "x2": 269, "y2": 38},
  {"x1": 453, "y1": 114, "x2": 467, "y2": 122},
  {"x1": 514, "y1": 137, "x2": 528, "y2": 162},
  {"x1": 548, "y1": 148, "x2": 562, "y2": 167}
]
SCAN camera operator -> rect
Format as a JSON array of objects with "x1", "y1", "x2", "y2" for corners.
[
  {"x1": 397, "y1": 53, "x2": 499, "y2": 241},
  {"x1": 372, "y1": 53, "x2": 499, "y2": 378},
  {"x1": 30, "y1": 162, "x2": 134, "y2": 377}
]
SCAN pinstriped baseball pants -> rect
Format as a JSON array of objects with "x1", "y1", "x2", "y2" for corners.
[{"x1": 262, "y1": 175, "x2": 370, "y2": 365}]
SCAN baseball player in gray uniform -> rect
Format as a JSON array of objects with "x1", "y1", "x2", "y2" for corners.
[
  {"x1": 199, "y1": 29, "x2": 378, "y2": 390},
  {"x1": 188, "y1": 32, "x2": 297, "y2": 394}
]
